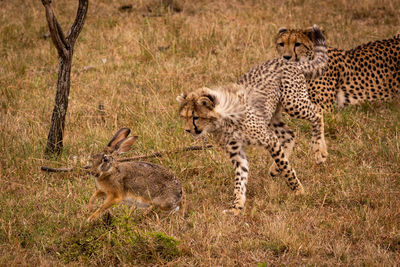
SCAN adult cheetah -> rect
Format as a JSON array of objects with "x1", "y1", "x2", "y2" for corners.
[
  {"x1": 177, "y1": 25, "x2": 328, "y2": 215},
  {"x1": 274, "y1": 28, "x2": 400, "y2": 162}
]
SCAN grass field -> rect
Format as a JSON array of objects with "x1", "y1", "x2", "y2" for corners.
[{"x1": 1, "y1": 0, "x2": 400, "y2": 265}]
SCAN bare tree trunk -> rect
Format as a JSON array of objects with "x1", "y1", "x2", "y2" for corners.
[
  {"x1": 47, "y1": 56, "x2": 72, "y2": 155},
  {"x1": 41, "y1": 0, "x2": 88, "y2": 155}
]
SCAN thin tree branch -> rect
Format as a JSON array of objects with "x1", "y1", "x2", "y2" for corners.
[
  {"x1": 118, "y1": 145, "x2": 214, "y2": 162},
  {"x1": 41, "y1": 0, "x2": 69, "y2": 59},
  {"x1": 40, "y1": 165, "x2": 91, "y2": 173},
  {"x1": 40, "y1": 145, "x2": 214, "y2": 172},
  {"x1": 40, "y1": 166, "x2": 74, "y2": 172},
  {"x1": 66, "y1": 0, "x2": 89, "y2": 46}
]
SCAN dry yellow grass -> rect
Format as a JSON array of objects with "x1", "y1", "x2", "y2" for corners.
[{"x1": 1, "y1": 0, "x2": 399, "y2": 265}]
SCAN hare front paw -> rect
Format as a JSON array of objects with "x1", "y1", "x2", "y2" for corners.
[
  {"x1": 87, "y1": 211, "x2": 100, "y2": 222},
  {"x1": 87, "y1": 216, "x2": 96, "y2": 223}
]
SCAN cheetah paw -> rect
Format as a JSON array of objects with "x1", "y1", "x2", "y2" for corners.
[
  {"x1": 268, "y1": 163, "x2": 281, "y2": 178},
  {"x1": 295, "y1": 184, "x2": 305, "y2": 195},
  {"x1": 315, "y1": 150, "x2": 328, "y2": 164},
  {"x1": 314, "y1": 142, "x2": 328, "y2": 164},
  {"x1": 222, "y1": 207, "x2": 242, "y2": 216}
]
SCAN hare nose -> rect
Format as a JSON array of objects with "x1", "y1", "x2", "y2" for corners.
[{"x1": 283, "y1": 55, "x2": 292, "y2": 60}]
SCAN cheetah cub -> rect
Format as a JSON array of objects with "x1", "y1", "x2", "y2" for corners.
[
  {"x1": 177, "y1": 25, "x2": 327, "y2": 215},
  {"x1": 239, "y1": 25, "x2": 329, "y2": 164}
]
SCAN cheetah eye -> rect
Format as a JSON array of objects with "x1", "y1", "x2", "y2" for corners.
[
  {"x1": 279, "y1": 42, "x2": 284, "y2": 47},
  {"x1": 193, "y1": 116, "x2": 199, "y2": 120},
  {"x1": 294, "y1": 42, "x2": 301, "y2": 47}
]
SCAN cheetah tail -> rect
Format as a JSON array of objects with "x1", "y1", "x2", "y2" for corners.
[{"x1": 297, "y1": 24, "x2": 328, "y2": 80}]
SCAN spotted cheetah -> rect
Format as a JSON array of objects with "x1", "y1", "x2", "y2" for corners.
[
  {"x1": 275, "y1": 27, "x2": 400, "y2": 162},
  {"x1": 238, "y1": 27, "x2": 332, "y2": 164},
  {"x1": 177, "y1": 25, "x2": 327, "y2": 215}
]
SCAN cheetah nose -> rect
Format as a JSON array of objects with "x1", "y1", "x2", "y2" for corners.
[{"x1": 283, "y1": 55, "x2": 292, "y2": 60}]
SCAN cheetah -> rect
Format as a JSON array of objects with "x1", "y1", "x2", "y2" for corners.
[
  {"x1": 238, "y1": 26, "x2": 331, "y2": 164},
  {"x1": 275, "y1": 27, "x2": 400, "y2": 162},
  {"x1": 177, "y1": 25, "x2": 327, "y2": 215}
]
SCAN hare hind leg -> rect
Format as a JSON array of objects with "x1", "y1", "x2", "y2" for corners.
[{"x1": 178, "y1": 189, "x2": 186, "y2": 216}]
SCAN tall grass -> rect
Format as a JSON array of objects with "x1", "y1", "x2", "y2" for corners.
[{"x1": 1, "y1": 0, "x2": 399, "y2": 265}]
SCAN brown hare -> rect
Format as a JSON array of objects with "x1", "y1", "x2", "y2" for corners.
[{"x1": 86, "y1": 128, "x2": 184, "y2": 222}]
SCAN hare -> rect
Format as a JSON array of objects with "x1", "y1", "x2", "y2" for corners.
[{"x1": 86, "y1": 128, "x2": 184, "y2": 222}]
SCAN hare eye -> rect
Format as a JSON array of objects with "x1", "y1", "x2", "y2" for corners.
[
  {"x1": 294, "y1": 42, "x2": 301, "y2": 47},
  {"x1": 279, "y1": 42, "x2": 284, "y2": 47}
]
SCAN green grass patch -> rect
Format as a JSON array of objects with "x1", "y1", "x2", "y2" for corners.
[{"x1": 54, "y1": 215, "x2": 180, "y2": 265}]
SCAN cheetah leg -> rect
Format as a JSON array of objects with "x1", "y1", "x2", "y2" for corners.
[
  {"x1": 310, "y1": 110, "x2": 328, "y2": 164},
  {"x1": 269, "y1": 106, "x2": 296, "y2": 177},
  {"x1": 282, "y1": 96, "x2": 328, "y2": 164},
  {"x1": 222, "y1": 141, "x2": 249, "y2": 215},
  {"x1": 295, "y1": 107, "x2": 327, "y2": 164},
  {"x1": 263, "y1": 133, "x2": 304, "y2": 195}
]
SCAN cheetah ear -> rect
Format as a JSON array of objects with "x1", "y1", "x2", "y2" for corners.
[
  {"x1": 176, "y1": 93, "x2": 187, "y2": 103},
  {"x1": 278, "y1": 27, "x2": 287, "y2": 34},
  {"x1": 197, "y1": 94, "x2": 215, "y2": 109},
  {"x1": 303, "y1": 27, "x2": 314, "y2": 41},
  {"x1": 303, "y1": 26, "x2": 326, "y2": 41}
]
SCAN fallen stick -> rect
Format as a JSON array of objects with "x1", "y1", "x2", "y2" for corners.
[{"x1": 40, "y1": 144, "x2": 214, "y2": 172}]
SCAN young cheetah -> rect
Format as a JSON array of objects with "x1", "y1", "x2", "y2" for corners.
[
  {"x1": 177, "y1": 25, "x2": 328, "y2": 215},
  {"x1": 238, "y1": 26, "x2": 331, "y2": 164}
]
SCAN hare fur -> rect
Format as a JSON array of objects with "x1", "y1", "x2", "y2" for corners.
[{"x1": 86, "y1": 128, "x2": 184, "y2": 222}]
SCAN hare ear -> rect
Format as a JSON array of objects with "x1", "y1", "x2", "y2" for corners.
[
  {"x1": 197, "y1": 94, "x2": 215, "y2": 109},
  {"x1": 108, "y1": 128, "x2": 131, "y2": 150},
  {"x1": 176, "y1": 93, "x2": 187, "y2": 103},
  {"x1": 115, "y1": 136, "x2": 138, "y2": 154}
]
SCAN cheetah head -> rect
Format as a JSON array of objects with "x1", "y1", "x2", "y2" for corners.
[
  {"x1": 176, "y1": 88, "x2": 220, "y2": 138},
  {"x1": 275, "y1": 27, "x2": 320, "y2": 62}
]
